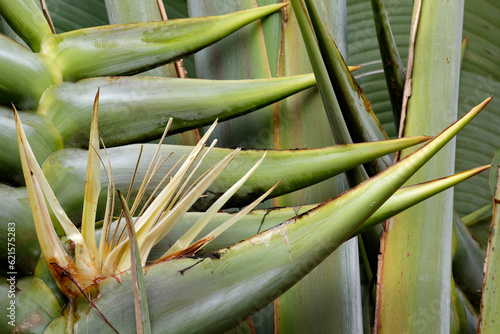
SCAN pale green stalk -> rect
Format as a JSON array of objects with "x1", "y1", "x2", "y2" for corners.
[
  {"x1": 0, "y1": 0, "x2": 53, "y2": 51},
  {"x1": 478, "y1": 162, "x2": 500, "y2": 332},
  {"x1": 375, "y1": 2, "x2": 466, "y2": 331}
]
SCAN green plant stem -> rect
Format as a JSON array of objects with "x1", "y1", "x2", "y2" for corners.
[
  {"x1": 0, "y1": 0, "x2": 53, "y2": 51},
  {"x1": 375, "y1": 1, "x2": 465, "y2": 332}
]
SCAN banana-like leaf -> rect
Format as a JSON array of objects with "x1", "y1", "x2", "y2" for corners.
[
  {"x1": 40, "y1": 4, "x2": 288, "y2": 81},
  {"x1": 38, "y1": 74, "x2": 316, "y2": 147},
  {"x1": 41, "y1": 136, "x2": 429, "y2": 223},
  {"x1": 452, "y1": 211, "x2": 485, "y2": 307},
  {"x1": 0, "y1": 107, "x2": 63, "y2": 185},
  {"x1": 47, "y1": 97, "x2": 488, "y2": 333},
  {"x1": 454, "y1": 70, "x2": 500, "y2": 217},
  {"x1": 0, "y1": 34, "x2": 61, "y2": 109},
  {"x1": 105, "y1": 0, "x2": 163, "y2": 24},
  {"x1": 45, "y1": 0, "x2": 109, "y2": 33},
  {"x1": 450, "y1": 277, "x2": 478, "y2": 333},
  {"x1": 0, "y1": 0, "x2": 53, "y2": 52}
]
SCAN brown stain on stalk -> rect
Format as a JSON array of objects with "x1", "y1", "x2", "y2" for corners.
[
  {"x1": 478, "y1": 171, "x2": 500, "y2": 332},
  {"x1": 373, "y1": 216, "x2": 391, "y2": 333},
  {"x1": 395, "y1": 0, "x2": 423, "y2": 162}
]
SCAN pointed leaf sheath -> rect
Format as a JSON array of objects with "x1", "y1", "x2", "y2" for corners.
[
  {"x1": 62, "y1": 97, "x2": 490, "y2": 333},
  {"x1": 355, "y1": 165, "x2": 491, "y2": 235},
  {"x1": 0, "y1": 34, "x2": 61, "y2": 109},
  {"x1": 42, "y1": 136, "x2": 429, "y2": 223},
  {"x1": 0, "y1": 0, "x2": 53, "y2": 52},
  {"x1": 145, "y1": 165, "x2": 490, "y2": 258},
  {"x1": 38, "y1": 74, "x2": 316, "y2": 147},
  {"x1": 40, "y1": 3, "x2": 288, "y2": 81},
  {"x1": 1, "y1": 73, "x2": 315, "y2": 183},
  {"x1": 80, "y1": 91, "x2": 101, "y2": 268}
]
